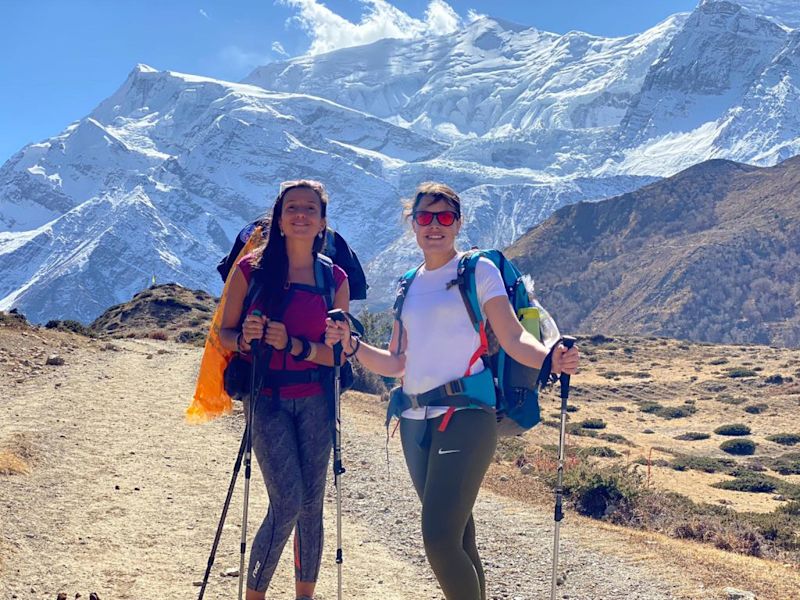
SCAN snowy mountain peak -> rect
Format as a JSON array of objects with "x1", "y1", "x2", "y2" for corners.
[
  {"x1": 4, "y1": 0, "x2": 800, "y2": 322},
  {"x1": 722, "y1": 0, "x2": 800, "y2": 28}
]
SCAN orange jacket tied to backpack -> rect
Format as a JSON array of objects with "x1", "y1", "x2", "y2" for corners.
[{"x1": 185, "y1": 225, "x2": 265, "y2": 423}]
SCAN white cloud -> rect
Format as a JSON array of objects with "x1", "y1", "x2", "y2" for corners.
[
  {"x1": 272, "y1": 41, "x2": 288, "y2": 57},
  {"x1": 425, "y1": 0, "x2": 460, "y2": 32},
  {"x1": 218, "y1": 46, "x2": 271, "y2": 72},
  {"x1": 280, "y1": 0, "x2": 464, "y2": 55},
  {"x1": 199, "y1": 8, "x2": 209, "y2": 19},
  {"x1": 467, "y1": 9, "x2": 486, "y2": 23}
]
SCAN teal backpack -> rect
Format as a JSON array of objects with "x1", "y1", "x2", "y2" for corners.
[{"x1": 390, "y1": 249, "x2": 558, "y2": 436}]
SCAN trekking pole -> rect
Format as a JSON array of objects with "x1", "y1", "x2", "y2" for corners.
[
  {"x1": 197, "y1": 429, "x2": 247, "y2": 600},
  {"x1": 239, "y1": 311, "x2": 271, "y2": 600},
  {"x1": 551, "y1": 336, "x2": 576, "y2": 600},
  {"x1": 327, "y1": 308, "x2": 347, "y2": 600}
]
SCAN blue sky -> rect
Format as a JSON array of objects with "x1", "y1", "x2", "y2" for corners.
[{"x1": 0, "y1": 0, "x2": 698, "y2": 164}]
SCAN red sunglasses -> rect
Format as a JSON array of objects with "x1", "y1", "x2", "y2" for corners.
[{"x1": 413, "y1": 210, "x2": 459, "y2": 227}]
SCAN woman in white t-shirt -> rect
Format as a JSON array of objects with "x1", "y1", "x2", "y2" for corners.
[{"x1": 325, "y1": 182, "x2": 579, "y2": 600}]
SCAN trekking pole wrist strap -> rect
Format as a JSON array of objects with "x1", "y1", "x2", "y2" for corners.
[
  {"x1": 538, "y1": 345, "x2": 556, "y2": 388},
  {"x1": 291, "y1": 337, "x2": 313, "y2": 361},
  {"x1": 344, "y1": 335, "x2": 361, "y2": 358},
  {"x1": 236, "y1": 331, "x2": 249, "y2": 353}
]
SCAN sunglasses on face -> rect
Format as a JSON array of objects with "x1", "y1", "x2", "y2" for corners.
[{"x1": 413, "y1": 210, "x2": 459, "y2": 226}]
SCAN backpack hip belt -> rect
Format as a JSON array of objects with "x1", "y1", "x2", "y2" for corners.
[{"x1": 385, "y1": 368, "x2": 496, "y2": 427}]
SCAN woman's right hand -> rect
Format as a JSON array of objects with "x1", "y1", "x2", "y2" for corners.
[
  {"x1": 241, "y1": 313, "x2": 266, "y2": 345},
  {"x1": 325, "y1": 317, "x2": 354, "y2": 353}
]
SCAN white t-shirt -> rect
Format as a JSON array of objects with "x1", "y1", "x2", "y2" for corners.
[{"x1": 399, "y1": 252, "x2": 507, "y2": 419}]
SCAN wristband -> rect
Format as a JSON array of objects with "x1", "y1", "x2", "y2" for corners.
[
  {"x1": 344, "y1": 335, "x2": 361, "y2": 358},
  {"x1": 236, "y1": 331, "x2": 247, "y2": 353},
  {"x1": 293, "y1": 337, "x2": 312, "y2": 361}
]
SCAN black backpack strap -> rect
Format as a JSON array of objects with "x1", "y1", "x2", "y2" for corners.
[
  {"x1": 314, "y1": 254, "x2": 336, "y2": 311},
  {"x1": 217, "y1": 220, "x2": 266, "y2": 283}
]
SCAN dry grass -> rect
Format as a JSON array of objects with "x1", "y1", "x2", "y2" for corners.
[
  {"x1": 575, "y1": 519, "x2": 800, "y2": 600},
  {"x1": 0, "y1": 450, "x2": 30, "y2": 475},
  {"x1": 0, "y1": 433, "x2": 36, "y2": 476}
]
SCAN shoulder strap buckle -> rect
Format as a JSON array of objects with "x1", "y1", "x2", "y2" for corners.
[{"x1": 444, "y1": 379, "x2": 464, "y2": 396}]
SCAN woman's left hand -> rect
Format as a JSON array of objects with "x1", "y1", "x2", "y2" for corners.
[
  {"x1": 263, "y1": 320, "x2": 289, "y2": 350},
  {"x1": 552, "y1": 343, "x2": 580, "y2": 375}
]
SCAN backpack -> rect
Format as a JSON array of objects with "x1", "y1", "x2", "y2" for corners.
[
  {"x1": 216, "y1": 220, "x2": 369, "y2": 300},
  {"x1": 390, "y1": 249, "x2": 555, "y2": 437},
  {"x1": 188, "y1": 223, "x2": 362, "y2": 423},
  {"x1": 225, "y1": 253, "x2": 351, "y2": 401}
]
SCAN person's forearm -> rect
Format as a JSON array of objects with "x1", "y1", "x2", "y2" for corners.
[
  {"x1": 221, "y1": 327, "x2": 247, "y2": 353},
  {"x1": 352, "y1": 341, "x2": 405, "y2": 378},
  {"x1": 504, "y1": 330, "x2": 549, "y2": 370}
]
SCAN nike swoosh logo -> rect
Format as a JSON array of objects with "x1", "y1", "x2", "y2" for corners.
[{"x1": 438, "y1": 448, "x2": 461, "y2": 455}]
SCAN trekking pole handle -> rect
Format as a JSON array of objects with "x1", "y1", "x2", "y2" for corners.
[
  {"x1": 559, "y1": 336, "x2": 576, "y2": 400},
  {"x1": 250, "y1": 310, "x2": 263, "y2": 354},
  {"x1": 328, "y1": 309, "x2": 346, "y2": 365}
]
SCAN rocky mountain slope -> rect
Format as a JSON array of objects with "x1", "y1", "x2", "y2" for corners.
[{"x1": 507, "y1": 155, "x2": 800, "y2": 346}]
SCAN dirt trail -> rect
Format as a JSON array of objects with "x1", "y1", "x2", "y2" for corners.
[{"x1": 0, "y1": 337, "x2": 791, "y2": 599}]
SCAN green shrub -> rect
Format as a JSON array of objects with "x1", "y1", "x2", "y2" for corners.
[
  {"x1": 720, "y1": 439, "x2": 757, "y2": 456},
  {"x1": 566, "y1": 423, "x2": 598, "y2": 437},
  {"x1": 44, "y1": 319, "x2": 94, "y2": 336},
  {"x1": 560, "y1": 463, "x2": 643, "y2": 519},
  {"x1": 725, "y1": 368, "x2": 757, "y2": 378},
  {"x1": 766, "y1": 433, "x2": 800, "y2": 446},
  {"x1": 709, "y1": 358, "x2": 729, "y2": 365},
  {"x1": 717, "y1": 395, "x2": 747, "y2": 405},
  {"x1": 744, "y1": 403, "x2": 769, "y2": 414},
  {"x1": 671, "y1": 455, "x2": 735, "y2": 474},
  {"x1": 350, "y1": 361, "x2": 387, "y2": 395},
  {"x1": 566, "y1": 404, "x2": 579, "y2": 413},
  {"x1": 580, "y1": 418, "x2": 606, "y2": 430},
  {"x1": 712, "y1": 473, "x2": 776, "y2": 493},
  {"x1": 600, "y1": 371, "x2": 621, "y2": 379},
  {"x1": 175, "y1": 330, "x2": 206, "y2": 346},
  {"x1": 764, "y1": 374, "x2": 784, "y2": 385},
  {"x1": 0, "y1": 309, "x2": 28, "y2": 327},
  {"x1": 746, "y1": 511, "x2": 800, "y2": 548},
  {"x1": 578, "y1": 446, "x2": 621, "y2": 458},
  {"x1": 599, "y1": 433, "x2": 633, "y2": 446},
  {"x1": 607, "y1": 406, "x2": 626, "y2": 413},
  {"x1": 495, "y1": 437, "x2": 528, "y2": 463},
  {"x1": 147, "y1": 331, "x2": 168, "y2": 341},
  {"x1": 777, "y1": 501, "x2": 800, "y2": 516},
  {"x1": 674, "y1": 432, "x2": 711, "y2": 441},
  {"x1": 769, "y1": 452, "x2": 800, "y2": 476},
  {"x1": 657, "y1": 406, "x2": 696, "y2": 419},
  {"x1": 715, "y1": 424, "x2": 752, "y2": 436},
  {"x1": 639, "y1": 401, "x2": 663, "y2": 414}
]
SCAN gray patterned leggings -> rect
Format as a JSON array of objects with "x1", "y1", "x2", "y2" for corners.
[{"x1": 244, "y1": 393, "x2": 332, "y2": 592}]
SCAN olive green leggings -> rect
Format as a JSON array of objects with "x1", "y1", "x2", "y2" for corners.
[{"x1": 400, "y1": 409, "x2": 497, "y2": 600}]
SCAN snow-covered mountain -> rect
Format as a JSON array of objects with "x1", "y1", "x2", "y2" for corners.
[
  {"x1": 735, "y1": 0, "x2": 800, "y2": 27},
  {"x1": 2, "y1": 0, "x2": 800, "y2": 323}
]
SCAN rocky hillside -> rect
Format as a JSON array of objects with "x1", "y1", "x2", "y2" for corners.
[
  {"x1": 89, "y1": 283, "x2": 215, "y2": 345},
  {"x1": 508, "y1": 155, "x2": 800, "y2": 347}
]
